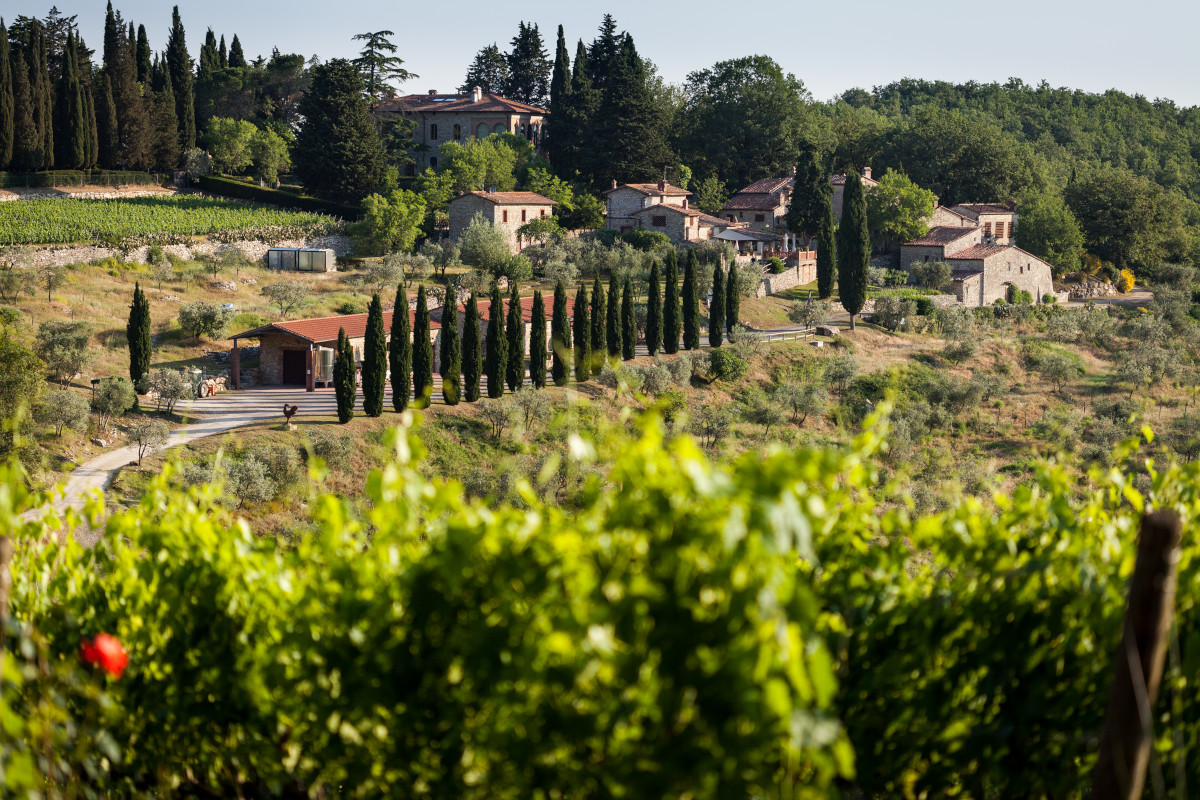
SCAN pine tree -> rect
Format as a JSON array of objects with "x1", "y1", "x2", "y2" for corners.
[
  {"x1": 228, "y1": 34, "x2": 245, "y2": 69},
  {"x1": 587, "y1": 14, "x2": 621, "y2": 92},
  {"x1": 0, "y1": 22, "x2": 14, "y2": 170},
  {"x1": 546, "y1": 25, "x2": 571, "y2": 167},
  {"x1": 605, "y1": 272, "x2": 621, "y2": 359},
  {"x1": 218, "y1": 35, "x2": 227, "y2": 69},
  {"x1": 682, "y1": 249, "x2": 700, "y2": 350},
  {"x1": 663, "y1": 249, "x2": 680, "y2": 354},
  {"x1": 362, "y1": 293, "x2": 386, "y2": 416},
  {"x1": 95, "y1": 75, "x2": 118, "y2": 169},
  {"x1": 529, "y1": 290, "x2": 547, "y2": 389},
  {"x1": 725, "y1": 262, "x2": 740, "y2": 334},
  {"x1": 10, "y1": 52, "x2": 37, "y2": 171},
  {"x1": 785, "y1": 140, "x2": 829, "y2": 245},
  {"x1": 837, "y1": 170, "x2": 870, "y2": 330},
  {"x1": 165, "y1": 6, "x2": 196, "y2": 152},
  {"x1": 126, "y1": 282, "x2": 150, "y2": 389},
  {"x1": 459, "y1": 44, "x2": 508, "y2": 94},
  {"x1": 709, "y1": 264, "x2": 725, "y2": 347},
  {"x1": 135, "y1": 24, "x2": 151, "y2": 84},
  {"x1": 462, "y1": 293, "x2": 482, "y2": 402},
  {"x1": 589, "y1": 274, "x2": 605, "y2": 375},
  {"x1": 816, "y1": 192, "x2": 836, "y2": 299},
  {"x1": 333, "y1": 328, "x2": 356, "y2": 424},
  {"x1": 389, "y1": 285, "x2": 411, "y2": 412},
  {"x1": 594, "y1": 34, "x2": 671, "y2": 184},
  {"x1": 556, "y1": 40, "x2": 597, "y2": 180},
  {"x1": 439, "y1": 283, "x2": 461, "y2": 405},
  {"x1": 485, "y1": 283, "x2": 506, "y2": 398},
  {"x1": 412, "y1": 285, "x2": 433, "y2": 407},
  {"x1": 294, "y1": 59, "x2": 385, "y2": 203},
  {"x1": 551, "y1": 281, "x2": 570, "y2": 387},
  {"x1": 573, "y1": 282, "x2": 590, "y2": 382},
  {"x1": 503, "y1": 21, "x2": 550, "y2": 106},
  {"x1": 505, "y1": 283, "x2": 524, "y2": 391},
  {"x1": 645, "y1": 260, "x2": 662, "y2": 356},
  {"x1": 621, "y1": 276, "x2": 636, "y2": 361}
]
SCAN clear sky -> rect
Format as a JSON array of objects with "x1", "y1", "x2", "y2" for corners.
[{"x1": 6, "y1": 0, "x2": 1199, "y2": 106}]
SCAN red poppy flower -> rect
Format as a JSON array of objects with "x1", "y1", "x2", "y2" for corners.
[{"x1": 79, "y1": 633, "x2": 129, "y2": 678}]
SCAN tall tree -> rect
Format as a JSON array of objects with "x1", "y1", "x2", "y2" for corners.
[
  {"x1": 111, "y1": 22, "x2": 151, "y2": 168},
  {"x1": 663, "y1": 249, "x2": 680, "y2": 354},
  {"x1": 725, "y1": 262, "x2": 740, "y2": 334},
  {"x1": 485, "y1": 283, "x2": 506, "y2": 398},
  {"x1": 816, "y1": 191, "x2": 836, "y2": 299},
  {"x1": 620, "y1": 276, "x2": 635, "y2": 361},
  {"x1": 53, "y1": 32, "x2": 88, "y2": 169},
  {"x1": 503, "y1": 21, "x2": 550, "y2": 106},
  {"x1": 529, "y1": 290, "x2": 547, "y2": 389},
  {"x1": 836, "y1": 170, "x2": 869, "y2": 330},
  {"x1": 1063, "y1": 166, "x2": 1184, "y2": 270},
  {"x1": 94, "y1": 74, "x2": 118, "y2": 169},
  {"x1": 0, "y1": 21, "x2": 14, "y2": 169},
  {"x1": 573, "y1": 282, "x2": 590, "y2": 383},
  {"x1": 362, "y1": 293, "x2": 387, "y2": 416},
  {"x1": 9, "y1": 51, "x2": 38, "y2": 171},
  {"x1": 412, "y1": 285, "x2": 433, "y2": 407},
  {"x1": 505, "y1": 282, "x2": 524, "y2": 392},
  {"x1": 589, "y1": 274, "x2": 605, "y2": 375},
  {"x1": 545, "y1": 25, "x2": 571, "y2": 166},
  {"x1": 389, "y1": 285, "x2": 411, "y2": 412},
  {"x1": 126, "y1": 283, "x2": 150, "y2": 392},
  {"x1": 439, "y1": 283, "x2": 461, "y2": 405},
  {"x1": 79, "y1": 39, "x2": 98, "y2": 168},
  {"x1": 682, "y1": 249, "x2": 700, "y2": 350},
  {"x1": 555, "y1": 40, "x2": 597, "y2": 180},
  {"x1": 198, "y1": 28, "x2": 219, "y2": 80},
  {"x1": 594, "y1": 34, "x2": 672, "y2": 184},
  {"x1": 102, "y1": 2, "x2": 121, "y2": 78},
  {"x1": 165, "y1": 6, "x2": 196, "y2": 152},
  {"x1": 352, "y1": 30, "x2": 412, "y2": 107},
  {"x1": 459, "y1": 44, "x2": 508, "y2": 94},
  {"x1": 333, "y1": 328, "x2": 356, "y2": 424},
  {"x1": 586, "y1": 14, "x2": 621, "y2": 93},
  {"x1": 605, "y1": 272, "x2": 621, "y2": 359},
  {"x1": 227, "y1": 34, "x2": 245, "y2": 69},
  {"x1": 135, "y1": 24, "x2": 151, "y2": 84},
  {"x1": 218, "y1": 35, "x2": 227, "y2": 69},
  {"x1": 462, "y1": 293, "x2": 482, "y2": 402},
  {"x1": 785, "y1": 140, "x2": 829, "y2": 245},
  {"x1": 28, "y1": 20, "x2": 54, "y2": 169},
  {"x1": 1015, "y1": 191, "x2": 1085, "y2": 275},
  {"x1": 294, "y1": 59, "x2": 385, "y2": 203},
  {"x1": 551, "y1": 280, "x2": 570, "y2": 387},
  {"x1": 149, "y1": 60, "x2": 180, "y2": 171},
  {"x1": 645, "y1": 260, "x2": 662, "y2": 357},
  {"x1": 709, "y1": 265, "x2": 725, "y2": 347}
]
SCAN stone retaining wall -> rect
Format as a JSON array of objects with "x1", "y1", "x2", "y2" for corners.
[
  {"x1": 24, "y1": 234, "x2": 351, "y2": 269},
  {"x1": 0, "y1": 187, "x2": 173, "y2": 201},
  {"x1": 755, "y1": 260, "x2": 817, "y2": 298}
]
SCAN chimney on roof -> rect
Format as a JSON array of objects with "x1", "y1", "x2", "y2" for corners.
[
  {"x1": 682, "y1": 197, "x2": 688, "y2": 209},
  {"x1": 791, "y1": 165, "x2": 797, "y2": 177},
  {"x1": 657, "y1": 179, "x2": 666, "y2": 191},
  {"x1": 428, "y1": 89, "x2": 437, "y2": 97},
  {"x1": 862, "y1": 166, "x2": 872, "y2": 180},
  {"x1": 611, "y1": 179, "x2": 618, "y2": 190},
  {"x1": 472, "y1": 85, "x2": 482, "y2": 103}
]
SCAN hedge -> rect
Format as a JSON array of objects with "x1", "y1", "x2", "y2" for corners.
[
  {"x1": 196, "y1": 175, "x2": 363, "y2": 219},
  {"x1": 0, "y1": 171, "x2": 170, "y2": 189}
]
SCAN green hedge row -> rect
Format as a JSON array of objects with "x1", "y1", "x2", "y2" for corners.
[
  {"x1": 0, "y1": 171, "x2": 170, "y2": 189},
  {"x1": 196, "y1": 175, "x2": 363, "y2": 219}
]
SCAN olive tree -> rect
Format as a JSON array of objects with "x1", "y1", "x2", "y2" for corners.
[
  {"x1": 35, "y1": 320, "x2": 94, "y2": 387},
  {"x1": 36, "y1": 388, "x2": 90, "y2": 436},
  {"x1": 148, "y1": 369, "x2": 192, "y2": 415},
  {"x1": 127, "y1": 418, "x2": 171, "y2": 466},
  {"x1": 92, "y1": 377, "x2": 136, "y2": 431},
  {"x1": 261, "y1": 281, "x2": 312, "y2": 318}
]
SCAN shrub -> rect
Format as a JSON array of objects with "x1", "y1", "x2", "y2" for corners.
[
  {"x1": 178, "y1": 301, "x2": 235, "y2": 339},
  {"x1": 1042, "y1": 292, "x2": 1057, "y2": 304},
  {"x1": 765, "y1": 256, "x2": 786, "y2": 274},
  {"x1": 36, "y1": 388, "x2": 90, "y2": 436},
  {"x1": 909, "y1": 260, "x2": 952, "y2": 290},
  {"x1": 1116, "y1": 268, "x2": 1135, "y2": 293},
  {"x1": 227, "y1": 455, "x2": 275, "y2": 507},
  {"x1": 620, "y1": 229, "x2": 670, "y2": 251},
  {"x1": 872, "y1": 297, "x2": 917, "y2": 332},
  {"x1": 708, "y1": 349, "x2": 748, "y2": 382},
  {"x1": 253, "y1": 446, "x2": 305, "y2": 489},
  {"x1": 309, "y1": 430, "x2": 353, "y2": 472},
  {"x1": 336, "y1": 300, "x2": 366, "y2": 315},
  {"x1": 91, "y1": 377, "x2": 135, "y2": 430}
]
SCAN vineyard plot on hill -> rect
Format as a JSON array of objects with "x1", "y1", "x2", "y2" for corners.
[{"x1": 0, "y1": 196, "x2": 344, "y2": 246}]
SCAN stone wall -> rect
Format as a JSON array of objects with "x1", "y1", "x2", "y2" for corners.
[
  {"x1": 448, "y1": 195, "x2": 553, "y2": 253},
  {"x1": 23, "y1": 234, "x2": 350, "y2": 270},
  {"x1": 755, "y1": 261, "x2": 817, "y2": 298},
  {"x1": 0, "y1": 187, "x2": 173, "y2": 202}
]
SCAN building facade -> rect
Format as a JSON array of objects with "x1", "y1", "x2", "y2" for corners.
[
  {"x1": 448, "y1": 190, "x2": 557, "y2": 253},
  {"x1": 899, "y1": 225, "x2": 1052, "y2": 307},
  {"x1": 604, "y1": 181, "x2": 691, "y2": 232},
  {"x1": 949, "y1": 203, "x2": 1019, "y2": 246}
]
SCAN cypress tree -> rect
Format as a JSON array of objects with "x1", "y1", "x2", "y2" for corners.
[
  {"x1": 333, "y1": 327, "x2": 356, "y2": 424},
  {"x1": 135, "y1": 24, "x2": 152, "y2": 84},
  {"x1": 589, "y1": 274, "x2": 605, "y2": 375},
  {"x1": 663, "y1": 249, "x2": 680, "y2": 354},
  {"x1": 228, "y1": 35, "x2": 246, "y2": 69},
  {"x1": 462, "y1": 293, "x2": 482, "y2": 402},
  {"x1": 645, "y1": 260, "x2": 662, "y2": 357},
  {"x1": 605, "y1": 272, "x2": 621, "y2": 359},
  {"x1": 546, "y1": 25, "x2": 571, "y2": 167},
  {"x1": 709, "y1": 264, "x2": 725, "y2": 347},
  {"x1": 816, "y1": 192, "x2": 836, "y2": 299},
  {"x1": 199, "y1": 28, "x2": 219, "y2": 80},
  {"x1": 836, "y1": 170, "x2": 870, "y2": 330},
  {"x1": 0, "y1": 22, "x2": 14, "y2": 170},
  {"x1": 412, "y1": 285, "x2": 433, "y2": 407},
  {"x1": 551, "y1": 281, "x2": 570, "y2": 387},
  {"x1": 77, "y1": 37, "x2": 98, "y2": 168},
  {"x1": 95, "y1": 74, "x2": 118, "y2": 169},
  {"x1": 165, "y1": 6, "x2": 196, "y2": 152},
  {"x1": 505, "y1": 282, "x2": 524, "y2": 391},
  {"x1": 10, "y1": 52, "x2": 37, "y2": 171},
  {"x1": 102, "y1": 3, "x2": 120, "y2": 78},
  {"x1": 112, "y1": 23, "x2": 152, "y2": 168},
  {"x1": 573, "y1": 282, "x2": 590, "y2": 383},
  {"x1": 593, "y1": 35, "x2": 671, "y2": 184},
  {"x1": 362, "y1": 293, "x2": 386, "y2": 416},
  {"x1": 784, "y1": 141, "x2": 828, "y2": 246},
  {"x1": 126, "y1": 282, "x2": 151, "y2": 389},
  {"x1": 293, "y1": 59, "x2": 385, "y2": 203},
  {"x1": 725, "y1": 262, "x2": 740, "y2": 334},
  {"x1": 53, "y1": 32, "x2": 81, "y2": 169},
  {"x1": 219, "y1": 35, "x2": 228, "y2": 69},
  {"x1": 621, "y1": 276, "x2": 636, "y2": 361},
  {"x1": 150, "y1": 63, "x2": 180, "y2": 171},
  {"x1": 30, "y1": 22, "x2": 53, "y2": 169},
  {"x1": 389, "y1": 284, "x2": 411, "y2": 412},
  {"x1": 682, "y1": 249, "x2": 700, "y2": 350},
  {"x1": 439, "y1": 284, "x2": 461, "y2": 405},
  {"x1": 485, "y1": 283, "x2": 506, "y2": 398},
  {"x1": 529, "y1": 290, "x2": 547, "y2": 389},
  {"x1": 557, "y1": 39, "x2": 597, "y2": 181}
]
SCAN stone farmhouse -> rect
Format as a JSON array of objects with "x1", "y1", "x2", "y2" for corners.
[
  {"x1": 604, "y1": 180, "x2": 731, "y2": 244},
  {"x1": 944, "y1": 203, "x2": 1018, "y2": 245},
  {"x1": 448, "y1": 190, "x2": 557, "y2": 253},
  {"x1": 386, "y1": 87, "x2": 548, "y2": 174},
  {"x1": 899, "y1": 225, "x2": 1054, "y2": 306},
  {"x1": 830, "y1": 167, "x2": 879, "y2": 219}
]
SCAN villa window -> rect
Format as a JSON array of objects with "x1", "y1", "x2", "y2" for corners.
[
  {"x1": 453, "y1": 124, "x2": 462, "y2": 141},
  {"x1": 754, "y1": 213, "x2": 765, "y2": 223},
  {"x1": 652, "y1": 215, "x2": 667, "y2": 227},
  {"x1": 521, "y1": 209, "x2": 527, "y2": 222},
  {"x1": 476, "y1": 123, "x2": 489, "y2": 139},
  {"x1": 430, "y1": 123, "x2": 438, "y2": 140},
  {"x1": 983, "y1": 222, "x2": 992, "y2": 236},
  {"x1": 502, "y1": 210, "x2": 508, "y2": 223},
  {"x1": 429, "y1": 157, "x2": 437, "y2": 169}
]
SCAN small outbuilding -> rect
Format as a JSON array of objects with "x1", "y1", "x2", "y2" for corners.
[{"x1": 264, "y1": 247, "x2": 338, "y2": 273}]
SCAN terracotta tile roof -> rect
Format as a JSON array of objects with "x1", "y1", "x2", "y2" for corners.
[
  {"x1": 721, "y1": 192, "x2": 787, "y2": 211},
  {"x1": 389, "y1": 92, "x2": 548, "y2": 115},
  {"x1": 231, "y1": 307, "x2": 439, "y2": 344},
  {"x1": 452, "y1": 190, "x2": 556, "y2": 206},
  {"x1": 632, "y1": 204, "x2": 703, "y2": 218},
  {"x1": 946, "y1": 244, "x2": 1011, "y2": 260},
  {"x1": 905, "y1": 226, "x2": 980, "y2": 246},
  {"x1": 739, "y1": 176, "x2": 794, "y2": 195},
  {"x1": 697, "y1": 212, "x2": 731, "y2": 227},
  {"x1": 934, "y1": 205, "x2": 974, "y2": 222},
  {"x1": 603, "y1": 182, "x2": 690, "y2": 197},
  {"x1": 952, "y1": 203, "x2": 1015, "y2": 216}
]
